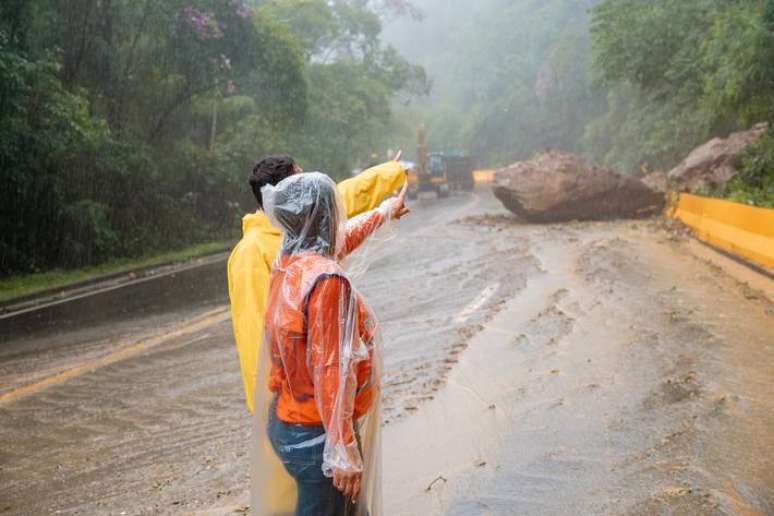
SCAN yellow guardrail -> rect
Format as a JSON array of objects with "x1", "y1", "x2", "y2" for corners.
[
  {"x1": 670, "y1": 193, "x2": 774, "y2": 269},
  {"x1": 473, "y1": 169, "x2": 496, "y2": 182}
]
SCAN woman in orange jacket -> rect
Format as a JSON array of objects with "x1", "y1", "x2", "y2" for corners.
[
  {"x1": 229, "y1": 156, "x2": 407, "y2": 414},
  {"x1": 256, "y1": 172, "x2": 408, "y2": 516}
]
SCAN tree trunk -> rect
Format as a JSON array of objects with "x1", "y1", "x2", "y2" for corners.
[{"x1": 209, "y1": 101, "x2": 218, "y2": 149}]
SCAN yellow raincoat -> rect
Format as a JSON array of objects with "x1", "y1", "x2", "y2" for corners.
[{"x1": 227, "y1": 160, "x2": 406, "y2": 413}]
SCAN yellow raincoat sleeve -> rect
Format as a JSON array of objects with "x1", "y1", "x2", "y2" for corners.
[
  {"x1": 337, "y1": 160, "x2": 407, "y2": 218},
  {"x1": 229, "y1": 160, "x2": 406, "y2": 413},
  {"x1": 227, "y1": 239, "x2": 271, "y2": 413}
]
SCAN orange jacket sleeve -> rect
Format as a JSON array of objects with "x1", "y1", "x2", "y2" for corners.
[
  {"x1": 308, "y1": 276, "x2": 359, "y2": 450},
  {"x1": 338, "y1": 209, "x2": 387, "y2": 259}
]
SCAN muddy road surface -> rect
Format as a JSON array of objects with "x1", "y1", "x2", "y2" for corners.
[{"x1": 1, "y1": 188, "x2": 772, "y2": 515}]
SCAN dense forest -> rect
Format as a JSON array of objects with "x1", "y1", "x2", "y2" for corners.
[
  {"x1": 0, "y1": 0, "x2": 426, "y2": 276},
  {"x1": 386, "y1": 0, "x2": 774, "y2": 202},
  {"x1": 2, "y1": 0, "x2": 773, "y2": 278}
]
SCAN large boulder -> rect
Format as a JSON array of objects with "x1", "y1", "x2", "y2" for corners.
[
  {"x1": 667, "y1": 122, "x2": 769, "y2": 192},
  {"x1": 641, "y1": 170, "x2": 668, "y2": 193},
  {"x1": 492, "y1": 151, "x2": 664, "y2": 223}
]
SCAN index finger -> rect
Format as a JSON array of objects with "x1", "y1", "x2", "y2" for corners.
[
  {"x1": 393, "y1": 149, "x2": 402, "y2": 162},
  {"x1": 344, "y1": 476, "x2": 356, "y2": 499},
  {"x1": 352, "y1": 475, "x2": 361, "y2": 502}
]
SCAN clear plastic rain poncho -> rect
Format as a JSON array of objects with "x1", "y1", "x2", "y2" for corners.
[{"x1": 251, "y1": 172, "x2": 398, "y2": 516}]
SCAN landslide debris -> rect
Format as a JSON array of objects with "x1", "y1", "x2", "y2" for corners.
[
  {"x1": 492, "y1": 151, "x2": 664, "y2": 223},
  {"x1": 667, "y1": 122, "x2": 769, "y2": 192},
  {"x1": 641, "y1": 170, "x2": 668, "y2": 193}
]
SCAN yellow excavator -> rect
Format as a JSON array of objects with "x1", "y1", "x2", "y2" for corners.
[{"x1": 407, "y1": 126, "x2": 474, "y2": 199}]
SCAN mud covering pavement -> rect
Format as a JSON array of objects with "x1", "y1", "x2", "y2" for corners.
[
  {"x1": 385, "y1": 214, "x2": 774, "y2": 515},
  {"x1": 1, "y1": 188, "x2": 773, "y2": 515}
]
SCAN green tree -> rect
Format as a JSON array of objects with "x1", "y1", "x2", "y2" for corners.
[
  {"x1": 0, "y1": 0, "x2": 309, "y2": 274},
  {"x1": 588, "y1": 0, "x2": 774, "y2": 176},
  {"x1": 258, "y1": 0, "x2": 428, "y2": 176}
]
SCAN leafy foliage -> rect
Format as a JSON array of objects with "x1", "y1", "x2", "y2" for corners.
[
  {"x1": 0, "y1": 0, "x2": 424, "y2": 276},
  {"x1": 714, "y1": 129, "x2": 774, "y2": 207},
  {"x1": 257, "y1": 0, "x2": 428, "y2": 175},
  {"x1": 588, "y1": 0, "x2": 774, "y2": 176}
]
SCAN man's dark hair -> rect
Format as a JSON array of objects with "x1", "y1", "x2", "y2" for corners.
[{"x1": 249, "y1": 155, "x2": 296, "y2": 208}]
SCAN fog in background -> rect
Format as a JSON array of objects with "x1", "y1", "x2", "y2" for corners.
[
  {"x1": 382, "y1": 0, "x2": 774, "y2": 189},
  {"x1": 382, "y1": 0, "x2": 601, "y2": 168}
]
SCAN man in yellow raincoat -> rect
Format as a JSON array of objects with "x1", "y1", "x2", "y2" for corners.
[{"x1": 227, "y1": 155, "x2": 406, "y2": 413}]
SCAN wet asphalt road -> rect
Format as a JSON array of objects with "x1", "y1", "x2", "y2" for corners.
[
  {"x1": 1, "y1": 187, "x2": 773, "y2": 515},
  {"x1": 0, "y1": 190, "x2": 489, "y2": 514}
]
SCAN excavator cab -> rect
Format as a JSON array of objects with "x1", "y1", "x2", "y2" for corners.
[
  {"x1": 426, "y1": 153, "x2": 450, "y2": 198},
  {"x1": 409, "y1": 126, "x2": 450, "y2": 199}
]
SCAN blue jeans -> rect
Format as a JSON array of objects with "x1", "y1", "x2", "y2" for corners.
[{"x1": 267, "y1": 400, "x2": 354, "y2": 516}]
